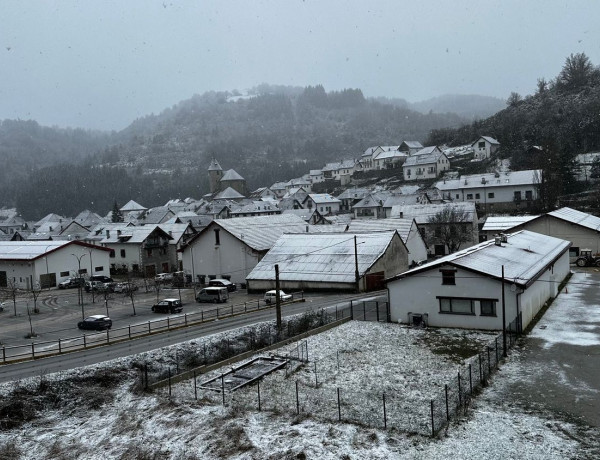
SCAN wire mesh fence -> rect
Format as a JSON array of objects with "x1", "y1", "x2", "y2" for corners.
[{"x1": 148, "y1": 308, "x2": 522, "y2": 438}]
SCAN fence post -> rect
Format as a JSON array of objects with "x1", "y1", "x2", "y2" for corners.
[
  {"x1": 457, "y1": 371, "x2": 462, "y2": 407},
  {"x1": 335, "y1": 304, "x2": 338, "y2": 320},
  {"x1": 184, "y1": 314, "x2": 188, "y2": 327},
  {"x1": 231, "y1": 304, "x2": 234, "y2": 317},
  {"x1": 258, "y1": 380, "x2": 261, "y2": 411},
  {"x1": 148, "y1": 321, "x2": 151, "y2": 334},
  {"x1": 106, "y1": 329, "x2": 109, "y2": 344},
  {"x1": 296, "y1": 380, "x2": 300, "y2": 415},
  {"x1": 167, "y1": 317, "x2": 170, "y2": 330},
  {"x1": 376, "y1": 301, "x2": 380, "y2": 322},
  {"x1": 168, "y1": 367, "x2": 172, "y2": 399},
  {"x1": 221, "y1": 373, "x2": 225, "y2": 405},
  {"x1": 445, "y1": 384, "x2": 450, "y2": 421},
  {"x1": 383, "y1": 393, "x2": 387, "y2": 429},
  {"x1": 2, "y1": 346, "x2": 5, "y2": 363},
  {"x1": 487, "y1": 346, "x2": 491, "y2": 375},
  {"x1": 58, "y1": 338, "x2": 62, "y2": 354},
  {"x1": 201, "y1": 310, "x2": 204, "y2": 322},
  {"x1": 193, "y1": 371, "x2": 198, "y2": 400},
  {"x1": 336, "y1": 350, "x2": 339, "y2": 370},
  {"x1": 350, "y1": 300, "x2": 354, "y2": 320},
  {"x1": 430, "y1": 399, "x2": 435, "y2": 437},
  {"x1": 83, "y1": 334, "x2": 87, "y2": 349},
  {"x1": 363, "y1": 302, "x2": 366, "y2": 320},
  {"x1": 244, "y1": 302, "x2": 247, "y2": 313},
  {"x1": 314, "y1": 361, "x2": 318, "y2": 387},
  {"x1": 495, "y1": 337, "x2": 499, "y2": 365},
  {"x1": 469, "y1": 363, "x2": 473, "y2": 395},
  {"x1": 337, "y1": 388, "x2": 341, "y2": 422},
  {"x1": 31, "y1": 342, "x2": 35, "y2": 359},
  {"x1": 128, "y1": 325, "x2": 131, "y2": 340}
]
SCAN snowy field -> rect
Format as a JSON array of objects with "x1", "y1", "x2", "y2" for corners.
[{"x1": 0, "y1": 319, "x2": 596, "y2": 459}]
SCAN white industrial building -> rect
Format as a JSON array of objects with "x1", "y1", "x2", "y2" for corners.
[
  {"x1": 387, "y1": 230, "x2": 571, "y2": 331},
  {"x1": 246, "y1": 231, "x2": 409, "y2": 292},
  {"x1": 0, "y1": 241, "x2": 111, "y2": 289}
]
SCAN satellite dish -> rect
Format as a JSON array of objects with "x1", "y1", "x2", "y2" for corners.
[{"x1": 510, "y1": 284, "x2": 517, "y2": 292}]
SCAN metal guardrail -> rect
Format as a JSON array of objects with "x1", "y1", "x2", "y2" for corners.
[{"x1": 0, "y1": 291, "x2": 305, "y2": 365}]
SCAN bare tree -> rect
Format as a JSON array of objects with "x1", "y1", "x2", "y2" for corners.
[
  {"x1": 428, "y1": 207, "x2": 473, "y2": 254},
  {"x1": 28, "y1": 282, "x2": 42, "y2": 314},
  {"x1": 0, "y1": 278, "x2": 20, "y2": 317}
]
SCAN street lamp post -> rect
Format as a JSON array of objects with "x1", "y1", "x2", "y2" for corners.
[
  {"x1": 72, "y1": 253, "x2": 87, "y2": 319},
  {"x1": 43, "y1": 244, "x2": 53, "y2": 290}
]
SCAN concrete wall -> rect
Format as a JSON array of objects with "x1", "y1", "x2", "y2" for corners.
[{"x1": 520, "y1": 216, "x2": 600, "y2": 256}]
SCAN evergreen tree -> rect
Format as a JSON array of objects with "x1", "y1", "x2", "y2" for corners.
[{"x1": 111, "y1": 201, "x2": 123, "y2": 223}]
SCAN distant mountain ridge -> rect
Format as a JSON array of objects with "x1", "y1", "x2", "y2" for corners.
[{"x1": 410, "y1": 94, "x2": 506, "y2": 120}]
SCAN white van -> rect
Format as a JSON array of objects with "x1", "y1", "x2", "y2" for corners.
[{"x1": 196, "y1": 287, "x2": 229, "y2": 303}]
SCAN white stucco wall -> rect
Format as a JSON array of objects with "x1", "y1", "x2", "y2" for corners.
[
  {"x1": 182, "y1": 226, "x2": 261, "y2": 284},
  {"x1": 521, "y1": 216, "x2": 600, "y2": 255},
  {"x1": 405, "y1": 223, "x2": 428, "y2": 265}
]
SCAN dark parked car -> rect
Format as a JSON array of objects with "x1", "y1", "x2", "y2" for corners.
[
  {"x1": 90, "y1": 275, "x2": 114, "y2": 284},
  {"x1": 152, "y1": 298, "x2": 183, "y2": 314},
  {"x1": 78, "y1": 315, "x2": 112, "y2": 330},
  {"x1": 208, "y1": 278, "x2": 237, "y2": 292},
  {"x1": 58, "y1": 277, "x2": 85, "y2": 289}
]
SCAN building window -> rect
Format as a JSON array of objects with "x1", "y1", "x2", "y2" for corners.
[
  {"x1": 480, "y1": 300, "x2": 497, "y2": 316},
  {"x1": 475, "y1": 193, "x2": 480, "y2": 199},
  {"x1": 525, "y1": 190, "x2": 533, "y2": 200},
  {"x1": 455, "y1": 194, "x2": 459, "y2": 199},
  {"x1": 132, "y1": 264, "x2": 139, "y2": 272},
  {"x1": 514, "y1": 191, "x2": 522, "y2": 201},
  {"x1": 488, "y1": 192, "x2": 495, "y2": 199},
  {"x1": 95, "y1": 266, "x2": 103, "y2": 272},
  {"x1": 79, "y1": 268, "x2": 87, "y2": 275},
  {"x1": 60, "y1": 271, "x2": 69, "y2": 277},
  {"x1": 478, "y1": 141, "x2": 485, "y2": 149},
  {"x1": 439, "y1": 297, "x2": 474, "y2": 315},
  {"x1": 466, "y1": 194, "x2": 473, "y2": 200},
  {"x1": 440, "y1": 269, "x2": 456, "y2": 285},
  {"x1": 214, "y1": 228, "x2": 220, "y2": 245},
  {"x1": 109, "y1": 250, "x2": 115, "y2": 258},
  {"x1": 147, "y1": 249, "x2": 153, "y2": 257},
  {"x1": 569, "y1": 247, "x2": 580, "y2": 257},
  {"x1": 120, "y1": 249, "x2": 126, "y2": 258}
]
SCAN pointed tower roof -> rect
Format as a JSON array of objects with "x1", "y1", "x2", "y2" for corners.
[
  {"x1": 120, "y1": 200, "x2": 147, "y2": 212},
  {"x1": 214, "y1": 186, "x2": 245, "y2": 200},
  {"x1": 208, "y1": 158, "x2": 222, "y2": 171},
  {"x1": 221, "y1": 169, "x2": 245, "y2": 181}
]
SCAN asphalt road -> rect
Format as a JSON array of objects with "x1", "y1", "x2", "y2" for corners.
[{"x1": 0, "y1": 290, "x2": 384, "y2": 383}]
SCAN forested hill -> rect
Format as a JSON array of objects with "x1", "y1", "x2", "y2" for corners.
[
  {"x1": 427, "y1": 53, "x2": 600, "y2": 163},
  {"x1": 11, "y1": 85, "x2": 471, "y2": 219}
]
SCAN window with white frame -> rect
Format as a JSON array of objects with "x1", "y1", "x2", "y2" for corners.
[{"x1": 438, "y1": 297, "x2": 474, "y2": 315}]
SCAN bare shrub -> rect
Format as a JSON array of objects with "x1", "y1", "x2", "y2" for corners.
[{"x1": 0, "y1": 440, "x2": 21, "y2": 459}]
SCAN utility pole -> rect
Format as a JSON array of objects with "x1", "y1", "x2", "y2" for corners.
[
  {"x1": 501, "y1": 264, "x2": 507, "y2": 358},
  {"x1": 354, "y1": 236, "x2": 360, "y2": 292},
  {"x1": 275, "y1": 264, "x2": 282, "y2": 333}
]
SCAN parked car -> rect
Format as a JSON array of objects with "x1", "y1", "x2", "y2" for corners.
[
  {"x1": 84, "y1": 280, "x2": 105, "y2": 292},
  {"x1": 196, "y1": 287, "x2": 229, "y2": 303},
  {"x1": 77, "y1": 315, "x2": 112, "y2": 330},
  {"x1": 152, "y1": 298, "x2": 183, "y2": 313},
  {"x1": 90, "y1": 275, "x2": 114, "y2": 283},
  {"x1": 208, "y1": 278, "x2": 237, "y2": 292},
  {"x1": 155, "y1": 273, "x2": 174, "y2": 282},
  {"x1": 264, "y1": 290, "x2": 293, "y2": 304},
  {"x1": 113, "y1": 282, "x2": 138, "y2": 293},
  {"x1": 58, "y1": 277, "x2": 85, "y2": 289}
]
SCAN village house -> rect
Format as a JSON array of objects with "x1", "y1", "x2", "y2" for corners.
[
  {"x1": 573, "y1": 151, "x2": 600, "y2": 182},
  {"x1": 471, "y1": 136, "x2": 500, "y2": 160},
  {"x1": 390, "y1": 202, "x2": 479, "y2": 256},
  {"x1": 398, "y1": 140, "x2": 424, "y2": 156},
  {"x1": 309, "y1": 169, "x2": 324, "y2": 184},
  {"x1": 0, "y1": 240, "x2": 111, "y2": 289},
  {"x1": 180, "y1": 214, "x2": 309, "y2": 285},
  {"x1": 336, "y1": 187, "x2": 370, "y2": 213},
  {"x1": 246, "y1": 231, "x2": 409, "y2": 293},
  {"x1": 321, "y1": 160, "x2": 360, "y2": 185},
  {"x1": 230, "y1": 201, "x2": 281, "y2": 218},
  {"x1": 387, "y1": 230, "x2": 571, "y2": 331},
  {"x1": 303, "y1": 193, "x2": 341, "y2": 215},
  {"x1": 434, "y1": 169, "x2": 541, "y2": 214},
  {"x1": 480, "y1": 215, "x2": 540, "y2": 242},
  {"x1": 352, "y1": 192, "x2": 391, "y2": 219},
  {"x1": 372, "y1": 149, "x2": 407, "y2": 170},
  {"x1": 402, "y1": 147, "x2": 450, "y2": 181}
]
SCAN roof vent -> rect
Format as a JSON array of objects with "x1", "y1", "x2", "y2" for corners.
[
  {"x1": 481, "y1": 177, "x2": 487, "y2": 184},
  {"x1": 500, "y1": 233, "x2": 508, "y2": 243},
  {"x1": 464, "y1": 179, "x2": 468, "y2": 185},
  {"x1": 494, "y1": 235, "x2": 502, "y2": 246}
]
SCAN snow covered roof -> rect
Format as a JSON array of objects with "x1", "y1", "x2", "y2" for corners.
[
  {"x1": 388, "y1": 230, "x2": 570, "y2": 288},
  {"x1": 472, "y1": 136, "x2": 500, "y2": 146},
  {"x1": 336, "y1": 187, "x2": 370, "y2": 200},
  {"x1": 230, "y1": 201, "x2": 279, "y2": 215},
  {"x1": 282, "y1": 209, "x2": 318, "y2": 222},
  {"x1": 98, "y1": 225, "x2": 172, "y2": 244},
  {"x1": 191, "y1": 214, "x2": 309, "y2": 252},
  {"x1": 394, "y1": 185, "x2": 421, "y2": 195},
  {"x1": 382, "y1": 194, "x2": 423, "y2": 208},
  {"x1": 307, "y1": 194, "x2": 341, "y2": 205},
  {"x1": 158, "y1": 223, "x2": 193, "y2": 244},
  {"x1": 547, "y1": 207, "x2": 600, "y2": 232},
  {"x1": 346, "y1": 218, "x2": 415, "y2": 242},
  {"x1": 482, "y1": 215, "x2": 540, "y2": 232},
  {"x1": 208, "y1": 158, "x2": 222, "y2": 171},
  {"x1": 309, "y1": 169, "x2": 323, "y2": 176},
  {"x1": 73, "y1": 210, "x2": 105, "y2": 228},
  {"x1": 138, "y1": 207, "x2": 175, "y2": 225},
  {"x1": 435, "y1": 170, "x2": 541, "y2": 191},
  {"x1": 221, "y1": 169, "x2": 245, "y2": 181},
  {"x1": 413, "y1": 146, "x2": 441, "y2": 156},
  {"x1": 0, "y1": 240, "x2": 110, "y2": 261},
  {"x1": 403, "y1": 150, "x2": 445, "y2": 167},
  {"x1": 362, "y1": 146, "x2": 381, "y2": 157},
  {"x1": 322, "y1": 160, "x2": 356, "y2": 172},
  {"x1": 35, "y1": 213, "x2": 68, "y2": 227},
  {"x1": 374, "y1": 150, "x2": 407, "y2": 161},
  {"x1": 246, "y1": 231, "x2": 399, "y2": 283},
  {"x1": 214, "y1": 187, "x2": 245, "y2": 200},
  {"x1": 353, "y1": 192, "x2": 390, "y2": 209},
  {"x1": 390, "y1": 202, "x2": 477, "y2": 223},
  {"x1": 120, "y1": 200, "x2": 147, "y2": 212},
  {"x1": 400, "y1": 141, "x2": 423, "y2": 149}
]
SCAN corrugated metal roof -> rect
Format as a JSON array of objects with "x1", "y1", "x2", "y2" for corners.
[
  {"x1": 390, "y1": 230, "x2": 570, "y2": 287},
  {"x1": 390, "y1": 202, "x2": 476, "y2": 223},
  {"x1": 435, "y1": 170, "x2": 540, "y2": 191},
  {"x1": 548, "y1": 207, "x2": 600, "y2": 232},
  {"x1": 403, "y1": 150, "x2": 444, "y2": 166},
  {"x1": 246, "y1": 231, "x2": 398, "y2": 283},
  {"x1": 214, "y1": 214, "x2": 309, "y2": 251},
  {"x1": 482, "y1": 215, "x2": 540, "y2": 232},
  {"x1": 346, "y1": 218, "x2": 414, "y2": 242},
  {"x1": 0, "y1": 241, "x2": 109, "y2": 260}
]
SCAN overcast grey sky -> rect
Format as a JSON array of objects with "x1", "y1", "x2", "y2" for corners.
[{"x1": 1, "y1": 0, "x2": 599, "y2": 131}]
